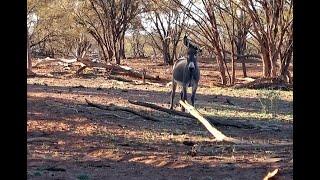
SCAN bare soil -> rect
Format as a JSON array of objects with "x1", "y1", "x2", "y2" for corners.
[{"x1": 27, "y1": 58, "x2": 293, "y2": 180}]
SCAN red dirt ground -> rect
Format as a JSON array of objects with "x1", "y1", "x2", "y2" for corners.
[{"x1": 27, "y1": 58, "x2": 293, "y2": 180}]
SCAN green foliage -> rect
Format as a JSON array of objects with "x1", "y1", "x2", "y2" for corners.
[{"x1": 28, "y1": 0, "x2": 88, "y2": 57}]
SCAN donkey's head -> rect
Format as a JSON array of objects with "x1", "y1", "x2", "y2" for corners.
[{"x1": 183, "y1": 35, "x2": 202, "y2": 71}]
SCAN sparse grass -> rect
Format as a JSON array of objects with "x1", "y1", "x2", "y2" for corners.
[
  {"x1": 33, "y1": 171, "x2": 42, "y2": 176},
  {"x1": 77, "y1": 174, "x2": 90, "y2": 180},
  {"x1": 257, "y1": 89, "x2": 281, "y2": 117},
  {"x1": 194, "y1": 87, "x2": 293, "y2": 122}
]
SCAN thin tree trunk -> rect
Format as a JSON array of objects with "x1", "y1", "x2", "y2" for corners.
[
  {"x1": 261, "y1": 47, "x2": 271, "y2": 78},
  {"x1": 100, "y1": 44, "x2": 108, "y2": 63},
  {"x1": 120, "y1": 32, "x2": 126, "y2": 59},
  {"x1": 163, "y1": 43, "x2": 170, "y2": 65},
  {"x1": 115, "y1": 40, "x2": 121, "y2": 65},
  {"x1": 236, "y1": 35, "x2": 247, "y2": 77},
  {"x1": 27, "y1": 35, "x2": 32, "y2": 72},
  {"x1": 270, "y1": 58, "x2": 277, "y2": 77},
  {"x1": 241, "y1": 60, "x2": 247, "y2": 77},
  {"x1": 231, "y1": 46, "x2": 236, "y2": 85},
  {"x1": 215, "y1": 50, "x2": 227, "y2": 85},
  {"x1": 169, "y1": 46, "x2": 176, "y2": 65},
  {"x1": 280, "y1": 44, "x2": 293, "y2": 83}
]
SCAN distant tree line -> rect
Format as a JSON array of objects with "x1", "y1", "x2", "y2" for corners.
[{"x1": 27, "y1": 0, "x2": 292, "y2": 85}]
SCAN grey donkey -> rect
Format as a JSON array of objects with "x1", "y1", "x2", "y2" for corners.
[{"x1": 170, "y1": 35, "x2": 202, "y2": 111}]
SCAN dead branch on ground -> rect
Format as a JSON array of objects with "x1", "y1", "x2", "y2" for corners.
[
  {"x1": 33, "y1": 57, "x2": 163, "y2": 82},
  {"x1": 85, "y1": 99, "x2": 160, "y2": 122},
  {"x1": 27, "y1": 137, "x2": 55, "y2": 143},
  {"x1": 263, "y1": 168, "x2": 279, "y2": 180},
  {"x1": 179, "y1": 100, "x2": 242, "y2": 143},
  {"x1": 234, "y1": 77, "x2": 292, "y2": 90},
  {"x1": 128, "y1": 100, "x2": 256, "y2": 129},
  {"x1": 107, "y1": 75, "x2": 135, "y2": 83}
]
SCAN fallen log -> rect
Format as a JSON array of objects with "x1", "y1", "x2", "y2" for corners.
[
  {"x1": 76, "y1": 59, "x2": 162, "y2": 82},
  {"x1": 211, "y1": 142, "x2": 292, "y2": 150},
  {"x1": 113, "y1": 65, "x2": 161, "y2": 81},
  {"x1": 236, "y1": 77, "x2": 256, "y2": 83},
  {"x1": 33, "y1": 58, "x2": 77, "y2": 68},
  {"x1": 27, "y1": 137, "x2": 55, "y2": 143},
  {"x1": 128, "y1": 100, "x2": 256, "y2": 129},
  {"x1": 34, "y1": 57, "x2": 163, "y2": 82},
  {"x1": 85, "y1": 99, "x2": 160, "y2": 122},
  {"x1": 179, "y1": 100, "x2": 242, "y2": 143},
  {"x1": 107, "y1": 75, "x2": 135, "y2": 83},
  {"x1": 233, "y1": 77, "x2": 292, "y2": 90}
]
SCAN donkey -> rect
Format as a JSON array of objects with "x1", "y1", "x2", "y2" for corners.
[{"x1": 170, "y1": 35, "x2": 202, "y2": 111}]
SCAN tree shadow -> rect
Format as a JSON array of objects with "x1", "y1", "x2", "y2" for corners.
[
  {"x1": 28, "y1": 94, "x2": 292, "y2": 145},
  {"x1": 27, "y1": 157, "x2": 293, "y2": 180},
  {"x1": 27, "y1": 93, "x2": 293, "y2": 179},
  {"x1": 28, "y1": 83, "x2": 293, "y2": 117}
]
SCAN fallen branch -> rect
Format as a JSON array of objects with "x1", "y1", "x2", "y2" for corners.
[
  {"x1": 27, "y1": 137, "x2": 54, "y2": 143},
  {"x1": 34, "y1": 57, "x2": 163, "y2": 82},
  {"x1": 100, "y1": 112, "x2": 136, "y2": 120},
  {"x1": 76, "y1": 59, "x2": 163, "y2": 82},
  {"x1": 85, "y1": 99, "x2": 160, "y2": 122},
  {"x1": 128, "y1": 100, "x2": 256, "y2": 129},
  {"x1": 76, "y1": 65, "x2": 87, "y2": 75},
  {"x1": 234, "y1": 77, "x2": 292, "y2": 90},
  {"x1": 213, "y1": 142, "x2": 292, "y2": 150},
  {"x1": 33, "y1": 58, "x2": 77, "y2": 68},
  {"x1": 113, "y1": 65, "x2": 161, "y2": 82},
  {"x1": 107, "y1": 75, "x2": 135, "y2": 83},
  {"x1": 263, "y1": 168, "x2": 279, "y2": 180},
  {"x1": 129, "y1": 99, "x2": 194, "y2": 117},
  {"x1": 236, "y1": 77, "x2": 256, "y2": 82},
  {"x1": 75, "y1": 60, "x2": 161, "y2": 81},
  {"x1": 179, "y1": 100, "x2": 242, "y2": 143}
]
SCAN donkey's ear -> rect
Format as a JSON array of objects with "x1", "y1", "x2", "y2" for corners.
[{"x1": 183, "y1": 35, "x2": 189, "y2": 47}]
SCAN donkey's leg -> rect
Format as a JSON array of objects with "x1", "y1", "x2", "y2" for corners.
[
  {"x1": 170, "y1": 81, "x2": 177, "y2": 110},
  {"x1": 181, "y1": 86, "x2": 187, "y2": 112},
  {"x1": 191, "y1": 83, "x2": 198, "y2": 107},
  {"x1": 179, "y1": 90, "x2": 183, "y2": 110}
]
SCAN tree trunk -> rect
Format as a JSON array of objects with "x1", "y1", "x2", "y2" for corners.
[
  {"x1": 241, "y1": 60, "x2": 247, "y2": 77},
  {"x1": 270, "y1": 58, "x2": 277, "y2": 77},
  {"x1": 120, "y1": 32, "x2": 126, "y2": 59},
  {"x1": 236, "y1": 40, "x2": 247, "y2": 77},
  {"x1": 230, "y1": 42, "x2": 236, "y2": 85},
  {"x1": 100, "y1": 44, "x2": 108, "y2": 63},
  {"x1": 215, "y1": 48, "x2": 227, "y2": 85},
  {"x1": 114, "y1": 40, "x2": 121, "y2": 65},
  {"x1": 231, "y1": 58, "x2": 235, "y2": 85},
  {"x1": 261, "y1": 47, "x2": 271, "y2": 78},
  {"x1": 27, "y1": 35, "x2": 32, "y2": 72},
  {"x1": 162, "y1": 43, "x2": 170, "y2": 65},
  {"x1": 170, "y1": 42, "x2": 178, "y2": 65},
  {"x1": 280, "y1": 45, "x2": 293, "y2": 84}
]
